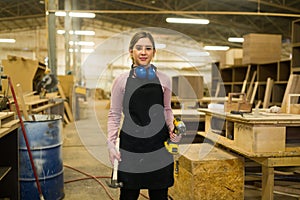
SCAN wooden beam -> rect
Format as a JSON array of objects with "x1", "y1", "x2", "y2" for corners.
[
  {"x1": 246, "y1": 71, "x2": 257, "y2": 101},
  {"x1": 263, "y1": 78, "x2": 274, "y2": 109}
]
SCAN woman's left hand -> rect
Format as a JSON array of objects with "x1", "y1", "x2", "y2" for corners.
[{"x1": 169, "y1": 131, "x2": 182, "y2": 143}]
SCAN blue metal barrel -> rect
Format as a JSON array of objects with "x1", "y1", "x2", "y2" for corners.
[{"x1": 18, "y1": 114, "x2": 64, "y2": 200}]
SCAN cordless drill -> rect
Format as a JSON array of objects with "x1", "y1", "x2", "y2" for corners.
[{"x1": 164, "y1": 117, "x2": 186, "y2": 154}]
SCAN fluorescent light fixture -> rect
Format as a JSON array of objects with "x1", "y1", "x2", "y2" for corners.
[
  {"x1": 156, "y1": 43, "x2": 166, "y2": 49},
  {"x1": 166, "y1": 17, "x2": 209, "y2": 24},
  {"x1": 187, "y1": 52, "x2": 210, "y2": 57},
  {"x1": 72, "y1": 30, "x2": 95, "y2": 36},
  {"x1": 228, "y1": 37, "x2": 244, "y2": 43},
  {"x1": 69, "y1": 12, "x2": 95, "y2": 18},
  {"x1": 57, "y1": 30, "x2": 66, "y2": 34},
  {"x1": 69, "y1": 48, "x2": 94, "y2": 53},
  {"x1": 69, "y1": 41, "x2": 95, "y2": 46},
  {"x1": 204, "y1": 46, "x2": 229, "y2": 51},
  {"x1": 57, "y1": 30, "x2": 95, "y2": 36},
  {"x1": 0, "y1": 38, "x2": 16, "y2": 43},
  {"x1": 55, "y1": 11, "x2": 67, "y2": 17},
  {"x1": 55, "y1": 11, "x2": 95, "y2": 18}
]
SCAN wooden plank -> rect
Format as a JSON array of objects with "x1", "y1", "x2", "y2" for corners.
[
  {"x1": 214, "y1": 82, "x2": 221, "y2": 97},
  {"x1": 17, "y1": 84, "x2": 30, "y2": 121},
  {"x1": 287, "y1": 94, "x2": 300, "y2": 114},
  {"x1": 241, "y1": 65, "x2": 251, "y2": 94},
  {"x1": 64, "y1": 114, "x2": 70, "y2": 124},
  {"x1": 250, "y1": 81, "x2": 259, "y2": 104},
  {"x1": 57, "y1": 83, "x2": 74, "y2": 122},
  {"x1": 0, "y1": 167, "x2": 11, "y2": 181},
  {"x1": 263, "y1": 78, "x2": 274, "y2": 109},
  {"x1": 1, "y1": 119, "x2": 19, "y2": 128},
  {"x1": 281, "y1": 74, "x2": 300, "y2": 113},
  {"x1": 262, "y1": 166, "x2": 274, "y2": 200},
  {"x1": 246, "y1": 71, "x2": 257, "y2": 101}
]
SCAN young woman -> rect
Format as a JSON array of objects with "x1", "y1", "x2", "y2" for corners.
[{"x1": 107, "y1": 31, "x2": 181, "y2": 200}]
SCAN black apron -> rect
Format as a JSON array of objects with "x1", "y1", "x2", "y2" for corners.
[{"x1": 118, "y1": 69, "x2": 174, "y2": 190}]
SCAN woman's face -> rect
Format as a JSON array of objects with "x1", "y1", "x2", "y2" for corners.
[{"x1": 130, "y1": 37, "x2": 156, "y2": 67}]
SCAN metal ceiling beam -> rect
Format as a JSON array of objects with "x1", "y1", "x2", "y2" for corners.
[
  {"x1": 47, "y1": 9, "x2": 300, "y2": 18},
  {"x1": 247, "y1": 0, "x2": 300, "y2": 13}
]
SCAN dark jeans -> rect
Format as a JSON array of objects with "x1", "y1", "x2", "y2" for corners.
[{"x1": 120, "y1": 188, "x2": 168, "y2": 200}]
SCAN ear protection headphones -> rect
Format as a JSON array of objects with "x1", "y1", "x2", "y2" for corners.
[{"x1": 134, "y1": 65, "x2": 156, "y2": 80}]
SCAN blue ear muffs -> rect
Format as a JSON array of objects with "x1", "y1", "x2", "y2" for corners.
[{"x1": 135, "y1": 65, "x2": 156, "y2": 80}]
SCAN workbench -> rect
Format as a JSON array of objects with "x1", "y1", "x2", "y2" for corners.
[
  {"x1": 0, "y1": 112, "x2": 20, "y2": 199},
  {"x1": 198, "y1": 108, "x2": 300, "y2": 200}
]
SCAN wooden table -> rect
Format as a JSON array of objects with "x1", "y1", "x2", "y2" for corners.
[{"x1": 198, "y1": 108, "x2": 300, "y2": 200}]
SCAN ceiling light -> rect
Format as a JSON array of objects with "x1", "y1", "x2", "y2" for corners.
[
  {"x1": 166, "y1": 17, "x2": 209, "y2": 25},
  {"x1": 57, "y1": 30, "x2": 66, "y2": 34},
  {"x1": 204, "y1": 46, "x2": 229, "y2": 51},
  {"x1": 156, "y1": 43, "x2": 166, "y2": 49},
  {"x1": 55, "y1": 11, "x2": 95, "y2": 18},
  {"x1": 186, "y1": 52, "x2": 210, "y2": 57},
  {"x1": 69, "y1": 48, "x2": 94, "y2": 53},
  {"x1": 71, "y1": 30, "x2": 95, "y2": 36},
  {"x1": 69, "y1": 41, "x2": 95, "y2": 46},
  {"x1": 57, "y1": 30, "x2": 95, "y2": 36},
  {"x1": 55, "y1": 11, "x2": 67, "y2": 17},
  {"x1": 0, "y1": 39, "x2": 16, "y2": 43},
  {"x1": 69, "y1": 12, "x2": 95, "y2": 18},
  {"x1": 228, "y1": 37, "x2": 244, "y2": 43}
]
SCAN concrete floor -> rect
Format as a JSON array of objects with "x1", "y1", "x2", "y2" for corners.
[{"x1": 60, "y1": 99, "x2": 299, "y2": 200}]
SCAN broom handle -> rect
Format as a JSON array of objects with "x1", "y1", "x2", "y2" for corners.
[{"x1": 8, "y1": 77, "x2": 44, "y2": 199}]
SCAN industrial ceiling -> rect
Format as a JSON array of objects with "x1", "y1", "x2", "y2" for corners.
[{"x1": 0, "y1": 0, "x2": 300, "y2": 49}]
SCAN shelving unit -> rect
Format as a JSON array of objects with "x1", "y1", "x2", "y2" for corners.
[
  {"x1": 211, "y1": 60, "x2": 291, "y2": 106},
  {"x1": 291, "y1": 19, "x2": 300, "y2": 74},
  {"x1": 0, "y1": 113, "x2": 20, "y2": 200}
]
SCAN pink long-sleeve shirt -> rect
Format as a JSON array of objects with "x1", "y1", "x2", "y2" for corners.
[{"x1": 107, "y1": 70, "x2": 174, "y2": 147}]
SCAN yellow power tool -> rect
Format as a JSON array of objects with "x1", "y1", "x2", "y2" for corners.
[{"x1": 164, "y1": 117, "x2": 186, "y2": 154}]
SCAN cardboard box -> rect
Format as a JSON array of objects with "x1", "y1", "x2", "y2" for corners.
[
  {"x1": 169, "y1": 143, "x2": 244, "y2": 200},
  {"x1": 225, "y1": 48, "x2": 243, "y2": 66},
  {"x1": 242, "y1": 33, "x2": 282, "y2": 64},
  {"x1": 172, "y1": 75, "x2": 203, "y2": 99}
]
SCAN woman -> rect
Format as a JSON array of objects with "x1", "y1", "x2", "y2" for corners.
[{"x1": 107, "y1": 31, "x2": 181, "y2": 200}]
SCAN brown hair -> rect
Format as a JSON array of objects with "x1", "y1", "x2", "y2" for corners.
[{"x1": 129, "y1": 31, "x2": 156, "y2": 51}]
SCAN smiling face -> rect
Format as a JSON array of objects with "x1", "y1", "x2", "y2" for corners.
[{"x1": 130, "y1": 37, "x2": 156, "y2": 67}]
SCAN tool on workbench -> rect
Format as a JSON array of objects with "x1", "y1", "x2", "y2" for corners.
[
  {"x1": 164, "y1": 117, "x2": 186, "y2": 154},
  {"x1": 107, "y1": 138, "x2": 123, "y2": 188},
  {"x1": 36, "y1": 68, "x2": 58, "y2": 98}
]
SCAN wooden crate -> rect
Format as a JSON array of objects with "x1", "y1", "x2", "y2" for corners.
[
  {"x1": 169, "y1": 143, "x2": 244, "y2": 200},
  {"x1": 242, "y1": 33, "x2": 281, "y2": 64},
  {"x1": 172, "y1": 75, "x2": 203, "y2": 99},
  {"x1": 225, "y1": 48, "x2": 243, "y2": 67}
]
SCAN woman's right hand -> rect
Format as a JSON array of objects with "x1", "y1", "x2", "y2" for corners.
[{"x1": 108, "y1": 147, "x2": 121, "y2": 166}]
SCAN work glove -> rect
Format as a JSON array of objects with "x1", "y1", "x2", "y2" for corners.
[
  {"x1": 169, "y1": 130, "x2": 182, "y2": 143},
  {"x1": 107, "y1": 141, "x2": 121, "y2": 166}
]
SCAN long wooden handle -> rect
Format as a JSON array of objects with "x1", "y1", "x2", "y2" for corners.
[
  {"x1": 17, "y1": 84, "x2": 30, "y2": 121},
  {"x1": 112, "y1": 138, "x2": 120, "y2": 181}
]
